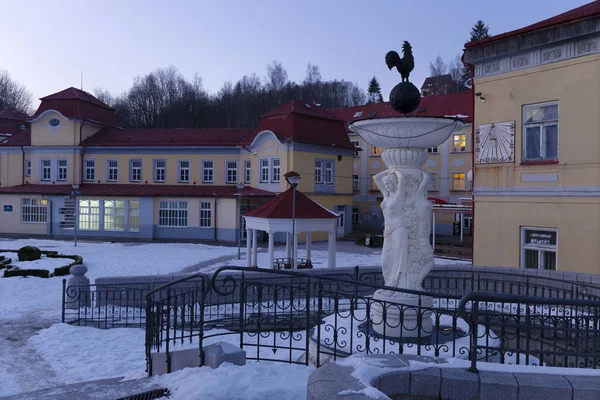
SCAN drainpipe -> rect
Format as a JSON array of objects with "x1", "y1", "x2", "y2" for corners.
[
  {"x1": 79, "y1": 120, "x2": 85, "y2": 185},
  {"x1": 20, "y1": 146, "x2": 25, "y2": 185},
  {"x1": 214, "y1": 197, "x2": 218, "y2": 242}
]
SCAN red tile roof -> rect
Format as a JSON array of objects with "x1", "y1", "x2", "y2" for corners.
[
  {"x1": 328, "y1": 92, "x2": 473, "y2": 130},
  {"x1": 0, "y1": 129, "x2": 31, "y2": 146},
  {"x1": 0, "y1": 109, "x2": 29, "y2": 121},
  {"x1": 0, "y1": 183, "x2": 275, "y2": 198},
  {"x1": 32, "y1": 87, "x2": 119, "y2": 127},
  {"x1": 81, "y1": 128, "x2": 258, "y2": 147},
  {"x1": 243, "y1": 188, "x2": 338, "y2": 219},
  {"x1": 466, "y1": 1, "x2": 600, "y2": 48},
  {"x1": 258, "y1": 100, "x2": 353, "y2": 150}
]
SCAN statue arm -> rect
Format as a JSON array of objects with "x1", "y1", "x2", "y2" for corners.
[
  {"x1": 394, "y1": 170, "x2": 405, "y2": 200},
  {"x1": 417, "y1": 171, "x2": 430, "y2": 198},
  {"x1": 373, "y1": 170, "x2": 387, "y2": 196}
]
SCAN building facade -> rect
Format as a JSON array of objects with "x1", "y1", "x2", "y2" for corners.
[
  {"x1": 0, "y1": 88, "x2": 354, "y2": 242},
  {"x1": 463, "y1": 2, "x2": 600, "y2": 273},
  {"x1": 329, "y1": 92, "x2": 474, "y2": 235}
]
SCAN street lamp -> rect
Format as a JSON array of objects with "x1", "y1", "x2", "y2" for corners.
[
  {"x1": 284, "y1": 171, "x2": 301, "y2": 269},
  {"x1": 236, "y1": 183, "x2": 245, "y2": 260},
  {"x1": 70, "y1": 184, "x2": 82, "y2": 247}
]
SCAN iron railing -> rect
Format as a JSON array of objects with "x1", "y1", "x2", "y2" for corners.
[{"x1": 272, "y1": 258, "x2": 313, "y2": 270}]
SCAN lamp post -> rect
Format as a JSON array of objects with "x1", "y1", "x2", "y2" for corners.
[
  {"x1": 70, "y1": 184, "x2": 82, "y2": 247},
  {"x1": 236, "y1": 183, "x2": 245, "y2": 260},
  {"x1": 284, "y1": 171, "x2": 301, "y2": 269}
]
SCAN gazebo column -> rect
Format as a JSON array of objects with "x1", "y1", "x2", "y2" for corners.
[
  {"x1": 286, "y1": 233, "x2": 291, "y2": 260},
  {"x1": 252, "y1": 229, "x2": 258, "y2": 267},
  {"x1": 246, "y1": 229, "x2": 252, "y2": 268},
  {"x1": 306, "y1": 232, "x2": 312, "y2": 261},
  {"x1": 292, "y1": 233, "x2": 298, "y2": 269},
  {"x1": 327, "y1": 230, "x2": 336, "y2": 268},
  {"x1": 268, "y1": 232, "x2": 275, "y2": 269}
]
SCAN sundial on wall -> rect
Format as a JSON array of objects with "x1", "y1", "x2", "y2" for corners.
[{"x1": 475, "y1": 121, "x2": 515, "y2": 164}]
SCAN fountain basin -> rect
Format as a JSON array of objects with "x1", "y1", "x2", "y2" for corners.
[{"x1": 350, "y1": 116, "x2": 465, "y2": 149}]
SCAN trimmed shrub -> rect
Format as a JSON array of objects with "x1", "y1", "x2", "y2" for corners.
[
  {"x1": 18, "y1": 246, "x2": 42, "y2": 262},
  {"x1": 52, "y1": 255, "x2": 83, "y2": 276},
  {"x1": 4, "y1": 268, "x2": 50, "y2": 278}
]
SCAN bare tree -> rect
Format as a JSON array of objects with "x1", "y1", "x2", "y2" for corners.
[
  {"x1": 304, "y1": 63, "x2": 322, "y2": 85},
  {"x1": 429, "y1": 56, "x2": 447, "y2": 77},
  {"x1": 93, "y1": 87, "x2": 115, "y2": 107},
  {"x1": 448, "y1": 54, "x2": 465, "y2": 91},
  {"x1": 0, "y1": 70, "x2": 32, "y2": 114}
]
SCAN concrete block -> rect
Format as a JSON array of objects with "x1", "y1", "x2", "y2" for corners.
[
  {"x1": 375, "y1": 371, "x2": 410, "y2": 397},
  {"x1": 440, "y1": 368, "x2": 478, "y2": 400},
  {"x1": 478, "y1": 370, "x2": 518, "y2": 400},
  {"x1": 203, "y1": 342, "x2": 246, "y2": 369},
  {"x1": 590, "y1": 274, "x2": 600, "y2": 286},
  {"x1": 410, "y1": 367, "x2": 441, "y2": 398},
  {"x1": 576, "y1": 273, "x2": 593, "y2": 284},
  {"x1": 564, "y1": 375, "x2": 600, "y2": 400},
  {"x1": 514, "y1": 373, "x2": 572, "y2": 400}
]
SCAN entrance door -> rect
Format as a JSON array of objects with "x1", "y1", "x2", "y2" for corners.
[{"x1": 336, "y1": 206, "x2": 345, "y2": 238}]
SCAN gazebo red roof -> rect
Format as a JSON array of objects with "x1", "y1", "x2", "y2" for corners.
[{"x1": 243, "y1": 188, "x2": 338, "y2": 219}]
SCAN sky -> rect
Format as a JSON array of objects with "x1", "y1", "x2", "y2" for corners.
[{"x1": 1, "y1": 0, "x2": 591, "y2": 109}]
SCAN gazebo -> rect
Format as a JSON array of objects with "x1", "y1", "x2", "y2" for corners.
[{"x1": 242, "y1": 181, "x2": 339, "y2": 269}]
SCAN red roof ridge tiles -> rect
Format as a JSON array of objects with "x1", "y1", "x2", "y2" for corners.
[
  {"x1": 40, "y1": 87, "x2": 114, "y2": 110},
  {"x1": 243, "y1": 187, "x2": 338, "y2": 219},
  {"x1": 466, "y1": 1, "x2": 600, "y2": 48}
]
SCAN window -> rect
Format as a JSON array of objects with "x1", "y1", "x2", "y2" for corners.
[
  {"x1": 352, "y1": 140, "x2": 360, "y2": 158},
  {"x1": 202, "y1": 161, "x2": 214, "y2": 183},
  {"x1": 200, "y1": 201, "x2": 212, "y2": 228},
  {"x1": 523, "y1": 102, "x2": 559, "y2": 161},
  {"x1": 48, "y1": 118, "x2": 61, "y2": 128},
  {"x1": 428, "y1": 146, "x2": 438, "y2": 154},
  {"x1": 370, "y1": 174, "x2": 378, "y2": 191},
  {"x1": 78, "y1": 200, "x2": 100, "y2": 230},
  {"x1": 22, "y1": 199, "x2": 48, "y2": 223},
  {"x1": 57, "y1": 160, "x2": 67, "y2": 181},
  {"x1": 336, "y1": 206, "x2": 345, "y2": 228},
  {"x1": 430, "y1": 173, "x2": 438, "y2": 191},
  {"x1": 244, "y1": 160, "x2": 251, "y2": 183},
  {"x1": 521, "y1": 227, "x2": 557, "y2": 270},
  {"x1": 41, "y1": 160, "x2": 51, "y2": 181},
  {"x1": 452, "y1": 172, "x2": 466, "y2": 191},
  {"x1": 178, "y1": 160, "x2": 190, "y2": 183},
  {"x1": 24, "y1": 160, "x2": 31, "y2": 176},
  {"x1": 20, "y1": 125, "x2": 26, "y2": 131},
  {"x1": 104, "y1": 200, "x2": 126, "y2": 231},
  {"x1": 453, "y1": 134, "x2": 467, "y2": 152},
  {"x1": 129, "y1": 201, "x2": 140, "y2": 232},
  {"x1": 314, "y1": 160, "x2": 323, "y2": 183},
  {"x1": 353, "y1": 111, "x2": 363, "y2": 118},
  {"x1": 130, "y1": 160, "x2": 142, "y2": 182},
  {"x1": 107, "y1": 160, "x2": 119, "y2": 182},
  {"x1": 352, "y1": 208, "x2": 359, "y2": 229},
  {"x1": 324, "y1": 161, "x2": 333, "y2": 184},
  {"x1": 154, "y1": 160, "x2": 166, "y2": 182},
  {"x1": 371, "y1": 146, "x2": 382, "y2": 156},
  {"x1": 226, "y1": 161, "x2": 238, "y2": 183},
  {"x1": 353, "y1": 174, "x2": 359, "y2": 191},
  {"x1": 84, "y1": 160, "x2": 95, "y2": 181},
  {"x1": 159, "y1": 201, "x2": 188, "y2": 227},
  {"x1": 271, "y1": 158, "x2": 280, "y2": 182},
  {"x1": 260, "y1": 159, "x2": 269, "y2": 182}
]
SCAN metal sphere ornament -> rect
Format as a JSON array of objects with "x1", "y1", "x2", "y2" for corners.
[{"x1": 385, "y1": 41, "x2": 421, "y2": 115}]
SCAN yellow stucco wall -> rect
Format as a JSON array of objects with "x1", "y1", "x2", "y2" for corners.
[
  {"x1": 31, "y1": 112, "x2": 79, "y2": 147},
  {"x1": 0, "y1": 152, "x2": 24, "y2": 187},
  {"x1": 0, "y1": 194, "x2": 48, "y2": 235},
  {"x1": 290, "y1": 150, "x2": 353, "y2": 194}
]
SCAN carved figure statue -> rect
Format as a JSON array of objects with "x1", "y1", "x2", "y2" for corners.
[
  {"x1": 374, "y1": 169, "x2": 409, "y2": 290},
  {"x1": 412, "y1": 170, "x2": 435, "y2": 291}
]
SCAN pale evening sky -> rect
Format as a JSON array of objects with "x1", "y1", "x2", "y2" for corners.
[{"x1": 1, "y1": 0, "x2": 589, "y2": 108}]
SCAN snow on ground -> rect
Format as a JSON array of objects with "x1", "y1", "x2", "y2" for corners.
[{"x1": 0, "y1": 252, "x2": 69, "y2": 271}]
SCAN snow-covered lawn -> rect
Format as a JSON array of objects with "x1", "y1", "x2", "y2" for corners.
[{"x1": 0, "y1": 237, "x2": 470, "y2": 398}]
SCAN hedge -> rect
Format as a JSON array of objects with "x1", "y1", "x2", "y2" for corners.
[
  {"x1": 18, "y1": 246, "x2": 42, "y2": 262},
  {"x1": 4, "y1": 269, "x2": 50, "y2": 278},
  {"x1": 0, "y1": 249, "x2": 83, "y2": 278}
]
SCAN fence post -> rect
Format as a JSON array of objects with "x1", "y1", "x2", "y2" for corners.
[
  {"x1": 165, "y1": 286, "x2": 171, "y2": 374},
  {"x1": 61, "y1": 279, "x2": 66, "y2": 323},
  {"x1": 469, "y1": 300, "x2": 479, "y2": 373},
  {"x1": 239, "y1": 271, "x2": 245, "y2": 351}
]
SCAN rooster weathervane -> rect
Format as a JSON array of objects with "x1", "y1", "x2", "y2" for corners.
[{"x1": 385, "y1": 41, "x2": 420, "y2": 114}]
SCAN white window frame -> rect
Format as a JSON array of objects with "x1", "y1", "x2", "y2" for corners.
[
  {"x1": 41, "y1": 159, "x2": 51, "y2": 181},
  {"x1": 353, "y1": 174, "x2": 359, "y2": 191},
  {"x1": 314, "y1": 160, "x2": 323, "y2": 183},
  {"x1": 244, "y1": 160, "x2": 251, "y2": 184},
  {"x1": 428, "y1": 146, "x2": 438, "y2": 154},
  {"x1": 260, "y1": 159, "x2": 270, "y2": 183},
  {"x1": 202, "y1": 160, "x2": 214, "y2": 183},
  {"x1": 84, "y1": 159, "x2": 95, "y2": 182},
  {"x1": 57, "y1": 159, "x2": 68, "y2": 181},
  {"x1": 522, "y1": 102, "x2": 559, "y2": 161},
  {"x1": 130, "y1": 159, "x2": 142, "y2": 182},
  {"x1": 520, "y1": 227, "x2": 558, "y2": 270},
  {"x1": 159, "y1": 200, "x2": 188, "y2": 227},
  {"x1": 128, "y1": 201, "x2": 140, "y2": 232},
  {"x1": 452, "y1": 134, "x2": 467, "y2": 153},
  {"x1": 226, "y1": 161, "x2": 238, "y2": 183},
  {"x1": 451, "y1": 172, "x2": 466, "y2": 191},
  {"x1": 324, "y1": 160, "x2": 334, "y2": 185},
  {"x1": 154, "y1": 159, "x2": 166, "y2": 183},
  {"x1": 200, "y1": 201, "x2": 212, "y2": 228},
  {"x1": 430, "y1": 173, "x2": 438, "y2": 191},
  {"x1": 103, "y1": 200, "x2": 126, "y2": 231},
  {"x1": 78, "y1": 199, "x2": 101, "y2": 230},
  {"x1": 178, "y1": 160, "x2": 190, "y2": 183},
  {"x1": 24, "y1": 160, "x2": 31, "y2": 177},
  {"x1": 371, "y1": 146, "x2": 381, "y2": 156},
  {"x1": 107, "y1": 160, "x2": 119, "y2": 182},
  {"x1": 22, "y1": 198, "x2": 48, "y2": 223},
  {"x1": 271, "y1": 158, "x2": 280, "y2": 183}
]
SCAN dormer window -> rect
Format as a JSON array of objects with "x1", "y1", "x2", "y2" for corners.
[
  {"x1": 19, "y1": 125, "x2": 26, "y2": 131},
  {"x1": 49, "y1": 118, "x2": 61, "y2": 128}
]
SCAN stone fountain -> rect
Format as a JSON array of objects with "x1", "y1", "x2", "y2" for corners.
[{"x1": 350, "y1": 42, "x2": 464, "y2": 338}]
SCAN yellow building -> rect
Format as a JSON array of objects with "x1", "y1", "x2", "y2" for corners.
[
  {"x1": 0, "y1": 88, "x2": 354, "y2": 243},
  {"x1": 329, "y1": 91, "x2": 474, "y2": 236},
  {"x1": 463, "y1": 2, "x2": 600, "y2": 272}
]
